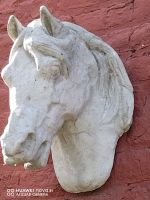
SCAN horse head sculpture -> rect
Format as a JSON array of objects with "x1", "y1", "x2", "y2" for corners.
[{"x1": 0, "y1": 6, "x2": 134, "y2": 193}]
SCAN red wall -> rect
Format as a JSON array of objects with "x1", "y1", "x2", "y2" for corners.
[{"x1": 0, "y1": 0, "x2": 150, "y2": 200}]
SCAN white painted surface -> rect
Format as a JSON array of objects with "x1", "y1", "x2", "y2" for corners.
[{"x1": 1, "y1": 6, "x2": 134, "y2": 193}]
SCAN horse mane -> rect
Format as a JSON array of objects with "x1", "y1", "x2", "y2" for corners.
[{"x1": 63, "y1": 22, "x2": 134, "y2": 133}]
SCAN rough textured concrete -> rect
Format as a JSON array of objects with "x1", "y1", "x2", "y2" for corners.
[{"x1": 0, "y1": 0, "x2": 150, "y2": 199}]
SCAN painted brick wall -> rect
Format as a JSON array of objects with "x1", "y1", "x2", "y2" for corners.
[{"x1": 0, "y1": 0, "x2": 150, "y2": 200}]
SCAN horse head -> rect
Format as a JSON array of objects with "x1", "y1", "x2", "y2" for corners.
[{"x1": 0, "y1": 6, "x2": 134, "y2": 193}]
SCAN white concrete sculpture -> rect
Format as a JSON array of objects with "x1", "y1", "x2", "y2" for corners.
[{"x1": 0, "y1": 6, "x2": 134, "y2": 193}]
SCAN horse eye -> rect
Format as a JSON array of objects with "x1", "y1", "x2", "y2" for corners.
[{"x1": 50, "y1": 66, "x2": 61, "y2": 79}]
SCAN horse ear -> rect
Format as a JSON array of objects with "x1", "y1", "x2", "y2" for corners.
[
  {"x1": 7, "y1": 15, "x2": 24, "y2": 41},
  {"x1": 40, "y1": 6, "x2": 63, "y2": 36}
]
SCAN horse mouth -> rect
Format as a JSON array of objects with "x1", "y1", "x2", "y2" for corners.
[
  {"x1": 4, "y1": 152, "x2": 25, "y2": 166},
  {"x1": 4, "y1": 140, "x2": 51, "y2": 169}
]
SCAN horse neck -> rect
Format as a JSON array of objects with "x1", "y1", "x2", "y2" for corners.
[{"x1": 73, "y1": 88, "x2": 121, "y2": 140}]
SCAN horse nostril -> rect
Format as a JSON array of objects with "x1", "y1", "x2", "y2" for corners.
[
  {"x1": 41, "y1": 141, "x2": 48, "y2": 148},
  {"x1": 26, "y1": 132, "x2": 36, "y2": 141},
  {"x1": 20, "y1": 132, "x2": 36, "y2": 153}
]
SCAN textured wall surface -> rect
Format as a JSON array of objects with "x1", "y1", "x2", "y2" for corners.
[{"x1": 0, "y1": 0, "x2": 150, "y2": 200}]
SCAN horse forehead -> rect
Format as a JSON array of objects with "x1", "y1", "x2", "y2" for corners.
[
  {"x1": 25, "y1": 20, "x2": 47, "y2": 41},
  {"x1": 27, "y1": 19, "x2": 41, "y2": 28},
  {"x1": 24, "y1": 24, "x2": 60, "y2": 49},
  {"x1": 25, "y1": 22, "x2": 45, "y2": 39}
]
